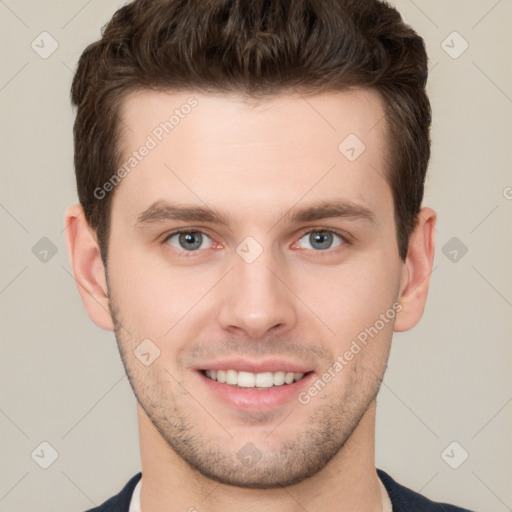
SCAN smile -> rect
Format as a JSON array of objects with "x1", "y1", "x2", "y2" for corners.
[{"x1": 202, "y1": 369, "x2": 310, "y2": 389}]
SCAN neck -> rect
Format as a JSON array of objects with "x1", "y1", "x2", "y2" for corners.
[{"x1": 137, "y1": 400, "x2": 383, "y2": 512}]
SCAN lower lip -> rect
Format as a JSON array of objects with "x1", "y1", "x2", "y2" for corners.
[{"x1": 196, "y1": 370, "x2": 316, "y2": 411}]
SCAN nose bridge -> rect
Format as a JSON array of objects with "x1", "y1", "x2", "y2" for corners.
[{"x1": 217, "y1": 242, "x2": 298, "y2": 337}]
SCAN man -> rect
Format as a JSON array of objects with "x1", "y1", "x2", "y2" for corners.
[{"x1": 65, "y1": 0, "x2": 476, "y2": 510}]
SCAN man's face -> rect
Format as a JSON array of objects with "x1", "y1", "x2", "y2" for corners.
[{"x1": 107, "y1": 89, "x2": 404, "y2": 488}]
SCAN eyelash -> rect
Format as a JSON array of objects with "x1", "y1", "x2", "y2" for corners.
[{"x1": 161, "y1": 228, "x2": 350, "y2": 257}]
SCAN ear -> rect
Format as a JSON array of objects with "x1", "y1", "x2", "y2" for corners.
[
  {"x1": 64, "y1": 204, "x2": 114, "y2": 331},
  {"x1": 394, "y1": 207, "x2": 436, "y2": 332}
]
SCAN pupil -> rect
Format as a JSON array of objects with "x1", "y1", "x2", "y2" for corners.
[
  {"x1": 179, "y1": 232, "x2": 202, "y2": 250},
  {"x1": 310, "y1": 231, "x2": 332, "y2": 250}
]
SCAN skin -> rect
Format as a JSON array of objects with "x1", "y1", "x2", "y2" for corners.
[{"x1": 65, "y1": 88, "x2": 436, "y2": 512}]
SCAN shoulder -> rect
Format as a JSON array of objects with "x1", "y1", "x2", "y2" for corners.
[
  {"x1": 83, "y1": 472, "x2": 142, "y2": 512},
  {"x1": 377, "y1": 469, "x2": 476, "y2": 512}
]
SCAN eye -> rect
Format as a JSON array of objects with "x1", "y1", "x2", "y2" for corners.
[
  {"x1": 165, "y1": 231, "x2": 213, "y2": 251},
  {"x1": 296, "y1": 230, "x2": 345, "y2": 251}
]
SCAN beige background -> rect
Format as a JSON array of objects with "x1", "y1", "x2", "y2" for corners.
[{"x1": 1, "y1": 1, "x2": 511, "y2": 511}]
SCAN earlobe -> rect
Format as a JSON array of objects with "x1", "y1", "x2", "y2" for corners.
[
  {"x1": 64, "y1": 205, "x2": 115, "y2": 331},
  {"x1": 393, "y1": 207, "x2": 437, "y2": 333}
]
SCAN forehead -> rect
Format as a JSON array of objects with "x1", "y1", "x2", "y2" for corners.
[
  {"x1": 113, "y1": 88, "x2": 392, "y2": 225},
  {"x1": 119, "y1": 87, "x2": 387, "y2": 147}
]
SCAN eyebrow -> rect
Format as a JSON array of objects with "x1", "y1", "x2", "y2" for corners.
[
  {"x1": 134, "y1": 199, "x2": 377, "y2": 229},
  {"x1": 134, "y1": 201, "x2": 231, "y2": 228},
  {"x1": 280, "y1": 199, "x2": 376, "y2": 225}
]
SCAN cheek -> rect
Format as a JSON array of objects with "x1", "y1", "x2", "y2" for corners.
[
  {"x1": 110, "y1": 243, "x2": 225, "y2": 343},
  {"x1": 108, "y1": 250, "x2": 208, "y2": 336},
  {"x1": 293, "y1": 250, "x2": 400, "y2": 339},
  {"x1": 108, "y1": 225, "x2": 401, "y2": 347}
]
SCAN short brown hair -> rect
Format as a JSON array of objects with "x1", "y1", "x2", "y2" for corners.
[{"x1": 71, "y1": 0, "x2": 431, "y2": 262}]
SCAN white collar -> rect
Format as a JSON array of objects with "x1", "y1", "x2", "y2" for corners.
[
  {"x1": 379, "y1": 477, "x2": 393, "y2": 512},
  {"x1": 128, "y1": 477, "x2": 142, "y2": 512}
]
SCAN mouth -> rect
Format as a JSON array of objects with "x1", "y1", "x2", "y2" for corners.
[
  {"x1": 200, "y1": 368, "x2": 313, "y2": 390},
  {"x1": 196, "y1": 368, "x2": 316, "y2": 411}
]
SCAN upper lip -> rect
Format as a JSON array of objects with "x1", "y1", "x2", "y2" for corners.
[{"x1": 195, "y1": 358, "x2": 314, "y2": 374}]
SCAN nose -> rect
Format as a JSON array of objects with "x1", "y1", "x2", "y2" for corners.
[{"x1": 217, "y1": 251, "x2": 298, "y2": 339}]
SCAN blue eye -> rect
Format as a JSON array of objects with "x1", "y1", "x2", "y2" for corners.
[
  {"x1": 166, "y1": 231, "x2": 213, "y2": 251},
  {"x1": 297, "y1": 230, "x2": 344, "y2": 251}
]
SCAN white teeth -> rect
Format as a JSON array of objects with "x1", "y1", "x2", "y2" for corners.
[
  {"x1": 284, "y1": 372, "x2": 295, "y2": 384},
  {"x1": 237, "y1": 371, "x2": 255, "y2": 387},
  {"x1": 226, "y1": 369, "x2": 238, "y2": 385},
  {"x1": 255, "y1": 372, "x2": 274, "y2": 388},
  {"x1": 273, "y1": 371, "x2": 285, "y2": 386},
  {"x1": 203, "y1": 369, "x2": 308, "y2": 388}
]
